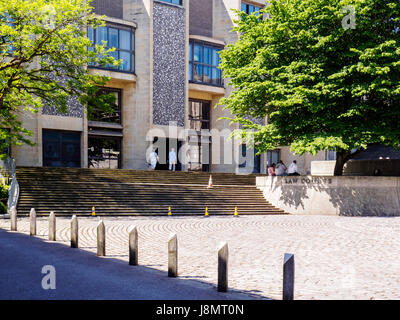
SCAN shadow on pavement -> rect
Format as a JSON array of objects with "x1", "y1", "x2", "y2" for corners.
[{"x1": 0, "y1": 229, "x2": 271, "y2": 300}]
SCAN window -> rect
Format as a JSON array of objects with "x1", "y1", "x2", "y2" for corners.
[
  {"x1": 88, "y1": 88, "x2": 122, "y2": 124},
  {"x1": 241, "y1": 2, "x2": 262, "y2": 16},
  {"x1": 158, "y1": 0, "x2": 182, "y2": 4},
  {"x1": 189, "y1": 100, "x2": 210, "y2": 131},
  {"x1": 43, "y1": 130, "x2": 81, "y2": 168},
  {"x1": 88, "y1": 136, "x2": 122, "y2": 169},
  {"x1": 267, "y1": 149, "x2": 280, "y2": 167},
  {"x1": 325, "y1": 150, "x2": 337, "y2": 161},
  {"x1": 189, "y1": 41, "x2": 223, "y2": 86},
  {"x1": 88, "y1": 24, "x2": 135, "y2": 73}
]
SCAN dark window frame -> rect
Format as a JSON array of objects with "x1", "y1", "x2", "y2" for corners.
[
  {"x1": 88, "y1": 87, "x2": 123, "y2": 125},
  {"x1": 189, "y1": 40, "x2": 224, "y2": 87},
  {"x1": 88, "y1": 135, "x2": 122, "y2": 169},
  {"x1": 42, "y1": 129, "x2": 81, "y2": 168},
  {"x1": 188, "y1": 99, "x2": 211, "y2": 131},
  {"x1": 88, "y1": 23, "x2": 136, "y2": 74}
]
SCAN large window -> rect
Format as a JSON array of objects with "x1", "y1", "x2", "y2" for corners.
[
  {"x1": 88, "y1": 24, "x2": 135, "y2": 73},
  {"x1": 267, "y1": 149, "x2": 280, "y2": 167},
  {"x1": 88, "y1": 136, "x2": 122, "y2": 169},
  {"x1": 88, "y1": 88, "x2": 122, "y2": 124},
  {"x1": 189, "y1": 41, "x2": 223, "y2": 87},
  {"x1": 43, "y1": 130, "x2": 81, "y2": 168},
  {"x1": 158, "y1": 0, "x2": 182, "y2": 4},
  {"x1": 189, "y1": 100, "x2": 211, "y2": 131},
  {"x1": 241, "y1": 2, "x2": 262, "y2": 16}
]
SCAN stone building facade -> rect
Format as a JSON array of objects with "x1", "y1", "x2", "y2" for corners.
[{"x1": 11, "y1": 0, "x2": 331, "y2": 174}]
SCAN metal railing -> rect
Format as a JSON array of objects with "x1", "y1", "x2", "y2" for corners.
[{"x1": 0, "y1": 158, "x2": 19, "y2": 213}]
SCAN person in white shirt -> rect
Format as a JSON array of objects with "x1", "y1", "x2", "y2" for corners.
[
  {"x1": 168, "y1": 148, "x2": 177, "y2": 171},
  {"x1": 275, "y1": 160, "x2": 288, "y2": 176},
  {"x1": 149, "y1": 150, "x2": 159, "y2": 170},
  {"x1": 288, "y1": 160, "x2": 299, "y2": 176}
]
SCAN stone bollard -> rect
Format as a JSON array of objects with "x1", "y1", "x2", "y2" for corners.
[
  {"x1": 129, "y1": 226, "x2": 138, "y2": 266},
  {"x1": 168, "y1": 233, "x2": 178, "y2": 277},
  {"x1": 10, "y1": 206, "x2": 17, "y2": 231},
  {"x1": 218, "y1": 242, "x2": 229, "y2": 292},
  {"x1": 283, "y1": 253, "x2": 295, "y2": 300},
  {"x1": 30, "y1": 208, "x2": 36, "y2": 236},
  {"x1": 71, "y1": 215, "x2": 78, "y2": 248},
  {"x1": 48, "y1": 212, "x2": 56, "y2": 241},
  {"x1": 97, "y1": 220, "x2": 106, "y2": 257}
]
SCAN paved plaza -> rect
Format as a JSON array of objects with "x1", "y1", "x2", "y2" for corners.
[{"x1": 1, "y1": 215, "x2": 400, "y2": 300}]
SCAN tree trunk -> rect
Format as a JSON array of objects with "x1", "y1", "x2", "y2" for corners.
[{"x1": 334, "y1": 150, "x2": 351, "y2": 176}]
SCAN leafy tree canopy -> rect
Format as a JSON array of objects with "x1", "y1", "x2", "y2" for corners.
[
  {"x1": 219, "y1": 0, "x2": 400, "y2": 174},
  {"x1": 0, "y1": 0, "x2": 118, "y2": 158}
]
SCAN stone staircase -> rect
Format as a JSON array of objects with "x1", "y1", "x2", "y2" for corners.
[{"x1": 16, "y1": 167, "x2": 287, "y2": 216}]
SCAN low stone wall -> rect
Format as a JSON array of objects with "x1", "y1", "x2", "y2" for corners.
[{"x1": 256, "y1": 176, "x2": 400, "y2": 216}]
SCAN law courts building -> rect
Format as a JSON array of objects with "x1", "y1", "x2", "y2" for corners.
[{"x1": 10, "y1": 0, "x2": 331, "y2": 174}]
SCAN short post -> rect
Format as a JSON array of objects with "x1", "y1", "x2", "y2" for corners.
[
  {"x1": 168, "y1": 233, "x2": 178, "y2": 277},
  {"x1": 30, "y1": 208, "x2": 36, "y2": 236},
  {"x1": 10, "y1": 206, "x2": 17, "y2": 231},
  {"x1": 71, "y1": 215, "x2": 78, "y2": 248},
  {"x1": 218, "y1": 242, "x2": 229, "y2": 292},
  {"x1": 283, "y1": 253, "x2": 295, "y2": 300},
  {"x1": 97, "y1": 220, "x2": 105, "y2": 256},
  {"x1": 48, "y1": 212, "x2": 56, "y2": 241},
  {"x1": 129, "y1": 226, "x2": 138, "y2": 266}
]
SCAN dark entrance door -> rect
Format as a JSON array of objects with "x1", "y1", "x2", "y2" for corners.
[
  {"x1": 188, "y1": 99, "x2": 211, "y2": 172},
  {"x1": 43, "y1": 130, "x2": 81, "y2": 168},
  {"x1": 152, "y1": 137, "x2": 182, "y2": 171},
  {"x1": 239, "y1": 144, "x2": 261, "y2": 174},
  {"x1": 88, "y1": 136, "x2": 122, "y2": 169}
]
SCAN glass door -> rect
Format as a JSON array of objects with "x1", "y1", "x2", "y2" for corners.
[{"x1": 88, "y1": 136, "x2": 122, "y2": 169}]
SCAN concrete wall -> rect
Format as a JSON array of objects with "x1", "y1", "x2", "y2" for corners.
[
  {"x1": 311, "y1": 160, "x2": 336, "y2": 176},
  {"x1": 124, "y1": 0, "x2": 153, "y2": 169},
  {"x1": 92, "y1": 0, "x2": 124, "y2": 19},
  {"x1": 257, "y1": 176, "x2": 400, "y2": 216},
  {"x1": 189, "y1": 0, "x2": 213, "y2": 37}
]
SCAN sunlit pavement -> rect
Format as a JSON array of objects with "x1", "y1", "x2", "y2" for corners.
[{"x1": 1, "y1": 215, "x2": 400, "y2": 300}]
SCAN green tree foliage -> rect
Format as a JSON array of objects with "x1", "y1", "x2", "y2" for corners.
[
  {"x1": 0, "y1": 0, "x2": 118, "y2": 158},
  {"x1": 0, "y1": 184, "x2": 8, "y2": 214},
  {"x1": 219, "y1": 0, "x2": 400, "y2": 175}
]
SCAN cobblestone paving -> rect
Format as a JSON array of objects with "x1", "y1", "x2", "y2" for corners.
[{"x1": 1, "y1": 215, "x2": 400, "y2": 300}]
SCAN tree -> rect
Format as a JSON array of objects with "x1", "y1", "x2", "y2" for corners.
[
  {"x1": 0, "y1": 0, "x2": 117, "y2": 159},
  {"x1": 219, "y1": 0, "x2": 400, "y2": 175}
]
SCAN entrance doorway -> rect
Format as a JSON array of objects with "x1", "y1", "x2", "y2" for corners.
[
  {"x1": 239, "y1": 144, "x2": 261, "y2": 174},
  {"x1": 88, "y1": 136, "x2": 122, "y2": 169},
  {"x1": 188, "y1": 99, "x2": 211, "y2": 172},
  {"x1": 43, "y1": 130, "x2": 81, "y2": 168},
  {"x1": 152, "y1": 137, "x2": 182, "y2": 171}
]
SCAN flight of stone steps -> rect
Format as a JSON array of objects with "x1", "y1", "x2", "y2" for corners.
[{"x1": 16, "y1": 167, "x2": 287, "y2": 216}]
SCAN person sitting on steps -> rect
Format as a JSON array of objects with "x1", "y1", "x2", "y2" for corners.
[{"x1": 288, "y1": 160, "x2": 300, "y2": 176}]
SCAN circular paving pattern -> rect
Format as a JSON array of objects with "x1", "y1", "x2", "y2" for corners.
[{"x1": 2, "y1": 215, "x2": 400, "y2": 300}]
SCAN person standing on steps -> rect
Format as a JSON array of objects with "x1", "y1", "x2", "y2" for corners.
[
  {"x1": 149, "y1": 149, "x2": 159, "y2": 170},
  {"x1": 168, "y1": 148, "x2": 177, "y2": 171}
]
